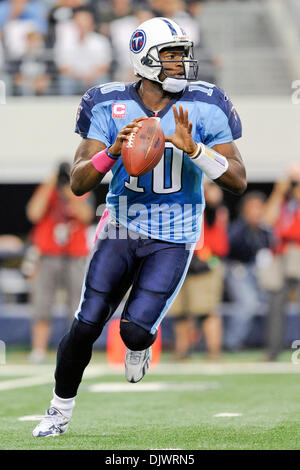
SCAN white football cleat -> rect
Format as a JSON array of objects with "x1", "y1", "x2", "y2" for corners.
[
  {"x1": 32, "y1": 407, "x2": 70, "y2": 437},
  {"x1": 125, "y1": 347, "x2": 152, "y2": 383}
]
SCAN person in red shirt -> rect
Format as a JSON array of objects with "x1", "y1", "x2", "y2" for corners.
[
  {"x1": 170, "y1": 181, "x2": 228, "y2": 360},
  {"x1": 26, "y1": 162, "x2": 94, "y2": 363},
  {"x1": 262, "y1": 164, "x2": 300, "y2": 360}
]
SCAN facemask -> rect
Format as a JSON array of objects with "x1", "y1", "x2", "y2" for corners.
[{"x1": 162, "y1": 77, "x2": 187, "y2": 93}]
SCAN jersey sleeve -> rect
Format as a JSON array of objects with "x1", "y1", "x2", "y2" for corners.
[
  {"x1": 75, "y1": 87, "x2": 111, "y2": 147},
  {"x1": 203, "y1": 89, "x2": 242, "y2": 148}
]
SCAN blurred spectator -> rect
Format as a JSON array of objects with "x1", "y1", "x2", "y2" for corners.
[
  {"x1": 0, "y1": 0, "x2": 47, "y2": 33},
  {"x1": 150, "y1": 0, "x2": 219, "y2": 83},
  {"x1": 194, "y1": 43, "x2": 220, "y2": 84},
  {"x1": 149, "y1": 0, "x2": 201, "y2": 46},
  {"x1": 0, "y1": 235, "x2": 23, "y2": 257},
  {"x1": 186, "y1": 0, "x2": 219, "y2": 83},
  {"x1": 170, "y1": 182, "x2": 228, "y2": 361},
  {"x1": 185, "y1": 0, "x2": 204, "y2": 20},
  {"x1": 46, "y1": 0, "x2": 85, "y2": 47},
  {"x1": 0, "y1": 235, "x2": 25, "y2": 305},
  {"x1": 11, "y1": 31, "x2": 53, "y2": 95},
  {"x1": 26, "y1": 162, "x2": 94, "y2": 363},
  {"x1": 261, "y1": 165, "x2": 300, "y2": 361},
  {"x1": 95, "y1": 0, "x2": 134, "y2": 37},
  {"x1": 54, "y1": 7, "x2": 111, "y2": 95},
  {"x1": 225, "y1": 192, "x2": 272, "y2": 351},
  {"x1": 109, "y1": 7, "x2": 153, "y2": 81},
  {"x1": 0, "y1": 31, "x2": 4, "y2": 69},
  {"x1": 0, "y1": 0, "x2": 48, "y2": 59}
]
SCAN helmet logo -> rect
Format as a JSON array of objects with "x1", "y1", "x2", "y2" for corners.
[{"x1": 130, "y1": 30, "x2": 146, "y2": 53}]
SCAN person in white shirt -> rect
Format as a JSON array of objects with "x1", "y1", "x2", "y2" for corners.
[
  {"x1": 109, "y1": 8, "x2": 153, "y2": 82},
  {"x1": 149, "y1": 0, "x2": 201, "y2": 46},
  {"x1": 54, "y1": 7, "x2": 112, "y2": 95}
]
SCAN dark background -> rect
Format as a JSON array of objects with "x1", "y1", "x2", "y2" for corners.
[{"x1": 0, "y1": 182, "x2": 274, "y2": 237}]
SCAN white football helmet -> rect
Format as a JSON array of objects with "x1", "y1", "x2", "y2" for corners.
[{"x1": 129, "y1": 17, "x2": 198, "y2": 93}]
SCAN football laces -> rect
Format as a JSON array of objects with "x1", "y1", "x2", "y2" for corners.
[{"x1": 126, "y1": 131, "x2": 136, "y2": 148}]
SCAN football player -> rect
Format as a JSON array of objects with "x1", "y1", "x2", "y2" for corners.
[{"x1": 33, "y1": 17, "x2": 246, "y2": 437}]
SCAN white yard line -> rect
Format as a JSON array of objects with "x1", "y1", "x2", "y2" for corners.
[
  {"x1": 152, "y1": 362, "x2": 300, "y2": 375},
  {"x1": 18, "y1": 415, "x2": 44, "y2": 421},
  {"x1": 0, "y1": 361, "x2": 299, "y2": 391},
  {"x1": 88, "y1": 382, "x2": 219, "y2": 393},
  {"x1": 0, "y1": 374, "x2": 54, "y2": 391},
  {"x1": 0, "y1": 366, "x2": 106, "y2": 391},
  {"x1": 2, "y1": 361, "x2": 300, "y2": 376},
  {"x1": 0, "y1": 365, "x2": 54, "y2": 376}
]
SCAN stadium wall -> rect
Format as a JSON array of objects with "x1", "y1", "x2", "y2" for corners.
[{"x1": 0, "y1": 95, "x2": 298, "y2": 183}]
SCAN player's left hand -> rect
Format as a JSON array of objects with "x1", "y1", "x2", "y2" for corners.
[{"x1": 165, "y1": 105, "x2": 197, "y2": 155}]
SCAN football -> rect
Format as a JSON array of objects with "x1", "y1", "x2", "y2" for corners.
[{"x1": 121, "y1": 117, "x2": 165, "y2": 177}]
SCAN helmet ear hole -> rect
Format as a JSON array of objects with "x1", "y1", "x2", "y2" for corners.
[{"x1": 141, "y1": 56, "x2": 153, "y2": 66}]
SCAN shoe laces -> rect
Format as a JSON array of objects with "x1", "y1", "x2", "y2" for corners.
[
  {"x1": 40, "y1": 408, "x2": 67, "y2": 428},
  {"x1": 128, "y1": 350, "x2": 144, "y2": 365}
]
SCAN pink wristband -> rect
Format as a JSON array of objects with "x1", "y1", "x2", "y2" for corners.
[{"x1": 91, "y1": 149, "x2": 118, "y2": 174}]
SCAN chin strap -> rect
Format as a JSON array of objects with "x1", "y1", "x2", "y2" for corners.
[{"x1": 161, "y1": 77, "x2": 187, "y2": 93}]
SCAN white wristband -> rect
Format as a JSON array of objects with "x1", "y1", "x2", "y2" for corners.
[{"x1": 189, "y1": 143, "x2": 228, "y2": 180}]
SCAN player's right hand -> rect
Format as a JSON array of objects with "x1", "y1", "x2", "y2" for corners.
[{"x1": 109, "y1": 117, "x2": 148, "y2": 156}]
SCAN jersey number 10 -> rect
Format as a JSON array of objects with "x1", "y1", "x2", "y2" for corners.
[{"x1": 125, "y1": 146, "x2": 184, "y2": 194}]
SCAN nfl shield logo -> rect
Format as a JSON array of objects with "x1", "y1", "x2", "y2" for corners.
[{"x1": 112, "y1": 103, "x2": 126, "y2": 118}]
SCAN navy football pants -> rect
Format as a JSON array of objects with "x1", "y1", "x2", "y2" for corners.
[
  {"x1": 54, "y1": 223, "x2": 195, "y2": 397},
  {"x1": 75, "y1": 223, "x2": 194, "y2": 334}
]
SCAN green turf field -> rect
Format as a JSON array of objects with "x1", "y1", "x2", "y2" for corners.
[{"x1": 0, "y1": 351, "x2": 300, "y2": 450}]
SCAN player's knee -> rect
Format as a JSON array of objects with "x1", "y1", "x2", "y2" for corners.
[
  {"x1": 59, "y1": 318, "x2": 102, "y2": 360},
  {"x1": 120, "y1": 320, "x2": 157, "y2": 351},
  {"x1": 76, "y1": 285, "x2": 112, "y2": 329},
  {"x1": 70, "y1": 318, "x2": 102, "y2": 344}
]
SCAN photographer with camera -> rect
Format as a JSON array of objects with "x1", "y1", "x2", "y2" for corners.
[
  {"x1": 26, "y1": 162, "x2": 94, "y2": 363},
  {"x1": 261, "y1": 164, "x2": 300, "y2": 360}
]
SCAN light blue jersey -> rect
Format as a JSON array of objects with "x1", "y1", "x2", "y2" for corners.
[{"x1": 75, "y1": 80, "x2": 242, "y2": 243}]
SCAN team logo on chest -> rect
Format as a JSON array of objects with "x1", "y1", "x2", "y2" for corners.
[
  {"x1": 112, "y1": 103, "x2": 126, "y2": 118},
  {"x1": 130, "y1": 30, "x2": 146, "y2": 53}
]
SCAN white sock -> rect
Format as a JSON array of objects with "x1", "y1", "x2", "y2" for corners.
[{"x1": 50, "y1": 390, "x2": 75, "y2": 419}]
